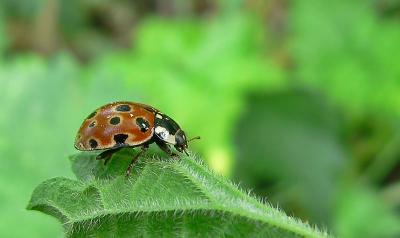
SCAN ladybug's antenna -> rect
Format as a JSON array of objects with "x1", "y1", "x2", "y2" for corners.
[{"x1": 188, "y1": 136, "x2": 201, "y2": 142}]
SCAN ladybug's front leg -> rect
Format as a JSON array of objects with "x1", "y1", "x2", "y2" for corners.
[
  {"x1": 125, "y1": 146, "x2": 147, "y2": 177},
  {"x1": 155, "y1": 140, "x2": 178, "y2": 158}
]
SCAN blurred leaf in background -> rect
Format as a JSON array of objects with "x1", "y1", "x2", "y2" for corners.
[
  {"x1": 290, "y1": 0, "x2": 400, "y2": 116},
  {"x1": 335, "y1": 184, "x2": 400, "y2": 238},
  {"x1": 234, "y1": 90, "x2": 345, "y2": 225},
  {"x1": 0, "y1": 8, "x2": 7, "y2": 53},
  {"x1": 232, "y1": 1, "x2": 400, "y2": 237},
  {"x1": 0, "y1": 55, "x2": 80, "y2": 237}
]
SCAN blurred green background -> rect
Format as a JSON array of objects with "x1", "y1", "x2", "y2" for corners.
[{"x1": 1, "y1": 0, "x2": 400, "y2": 237}]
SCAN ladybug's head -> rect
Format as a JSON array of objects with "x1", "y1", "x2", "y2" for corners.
[
  {"x1": 174, "y1": 130, "x2": 200, "y2": 155},
  {"x1": 154, "y1": 113, "x2": 199, "y2": 155},
  {"x1": 154, "y1": 113, "x2": 187, "y2": 149},
  {"x1": 174, "y1": 129, "x2": 189, "y2": 154}
]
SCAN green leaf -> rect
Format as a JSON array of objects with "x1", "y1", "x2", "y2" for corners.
[
  {"x1": 334, "y1": 185, "x2": 400, "y2": 238},
  {"x1": 234, "y1": 91, "x2": 345, "y2": 224},
  {"x1": 27, "y1": 151, "x2": 327, "y2": 237},
  {"x1": 291, "y1": 0, "x2": 400, "y2": 117}
]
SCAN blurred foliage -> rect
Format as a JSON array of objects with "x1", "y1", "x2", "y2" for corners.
[
  {"x1": 1, "y1": 0, "x2": 400, "y2": 237},
  {"x1": 334, "y1": 184, "x2": 400, "y2": 238},
  {"x1": 234, "y1": 91, "x2": 345, "y2": 224},
  {"x1": 0, "y1": 55, "x2": 79, "y2": 237},
  {"x1": 291, "y1": 0, "x2": 400, "y2": 116}
]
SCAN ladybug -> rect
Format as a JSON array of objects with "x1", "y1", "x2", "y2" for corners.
[{"x1": 75, "y1": 101, "x2": 199, "y2": 176}]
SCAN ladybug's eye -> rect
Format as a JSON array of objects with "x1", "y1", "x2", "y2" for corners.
[{"x1": 175, "y1": 130, "x2": 187, "y2": 146}]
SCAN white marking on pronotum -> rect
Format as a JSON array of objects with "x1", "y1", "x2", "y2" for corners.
[
  {"x1": 156, "y1": 114, "x2": 163, "y2": 119},
  {"x1": 155, "y1": 126, "x2": 169, "y2": 139},
  {"x1": 155, "y1": 126, "x2": 176, "y2": 144},
  {"x1": 129, "y1": 113, "x2": 134, "y2": 117}
]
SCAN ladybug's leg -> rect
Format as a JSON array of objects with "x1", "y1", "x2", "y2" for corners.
[
  {"x1": 126, "y1": 146, "x2": 147, "y2": 177},
  {"x1": 96, "y1": 147, "x2": 122, "y2": 165},
  {"x1": 155, "y1": 140, "x2": 178, "y2": 158}
]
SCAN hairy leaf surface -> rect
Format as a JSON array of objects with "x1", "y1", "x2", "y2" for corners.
[{"x1": 27, "y1": 150, "x2": 327, "y2": 237}]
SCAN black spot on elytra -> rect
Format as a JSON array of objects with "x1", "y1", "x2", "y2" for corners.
[
  {"x1": 114, "y1": 134, "x2": 128, "y2": 144},
  {"x1": 89, "y1": 139, "x2": 98, "y2": 149},
  {"x1": 136, "y1": 117, "x2": 150, "y2": 133},
  {"x1": 86, "y1": 111, "x2": 97, "y2": 119},
  {"x1": 116, "y1": 104, "x2": 131, "y2": 112},
  {"x1": 110, "y1": 117, "x2": 120, "y2": 125},
  {"x1": 89, "y1": 121, "x2": 96, "y2": 127}
]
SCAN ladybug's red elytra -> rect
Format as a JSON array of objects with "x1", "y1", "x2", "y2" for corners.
[{"x1": 75, "y1": 101, "x2": 199, "y2": 176}]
